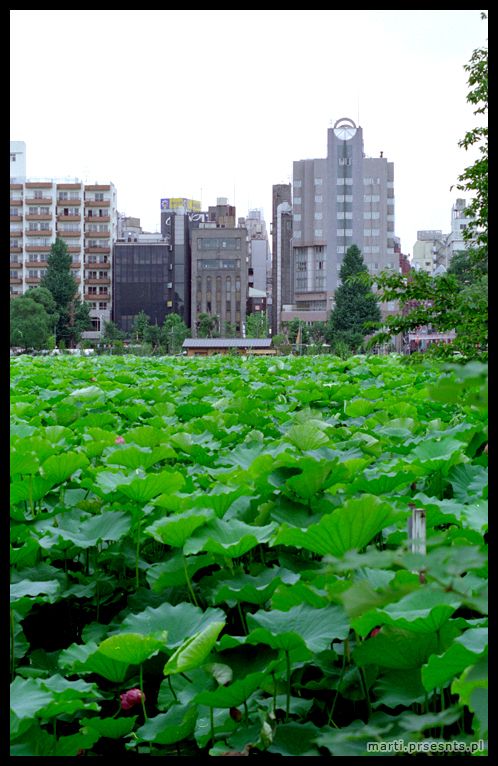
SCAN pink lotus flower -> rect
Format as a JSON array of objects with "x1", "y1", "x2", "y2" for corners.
[
  {"x1": 369, "y1": 626, "x2": 382, "y2": 638},
  {"x1": 120, "y1": 688, "x2": 145, "y2": 710},
  {"x1": 115, "y1": 435, "x2": 125, "y2": 444}
]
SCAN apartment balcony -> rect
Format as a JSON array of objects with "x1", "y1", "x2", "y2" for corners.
[
  {"x1": 10, "y1": 184, "x2": 23, "y2": 191},
  {"x1": 25, "y1": 228, "x2": 52, "y2": 237},
  {"x1": 86, "y1": 278, "x2": 111, "y2": 285},
  {"x1": 25, "y1": 182, "x2": 52, "y2": 189},
  {"x1": 84, "y1": 293, "x2": 111, "y2": 301},
  {"x1": 56, "y1": 214, "x2": 80, "y2": 222},
  {"x1": 10, "y1": 277, "x2": 22, "y2": 285},
  {"x1": 85, "y1": 215, "x2": 110, "y2": 223},
  {"x1": 70, "y1": 261, "x2": 82, "y2": 269},
  {"x1": 10, "y1": 246, "x2": 22, "y2": 253},
  {"x1": 25, "y1": 260, "x2": 49, "y2": 268},
  {"x1": 84, "y1": 260, "x2": 110, "y2": 269},
  {"x1": 25, "y1": 277, "x2": 41, "y2": 284},
  {"x1": 10, "y1": 198, "x2": 23, "y2": 205},
  {"x1": 66, "y1": 246, "x2": 82, "y2": 253},
  {"x1": 10, "y1": 215, "x2": 22, "y2": 222},
  {"x1": 84, "y1": 199, "x2": 110, "y2": 208},
  {"x1": 57, "y1": 183, "x2": 82, "y2": 190},
  {"x1": 10, "y1": 261, "x2": 22, "y2": 269},
  {"x1": 25, "y1": 213, "x2": 52, "y2": 221},
  {"x1": 24, "y1": 197, "x2": 53, "y2": 205},
  {"x1": 57, "y1": 230, "x2": 81, "y2": 237},
  {"x1": 85, "y1": 246, "x2": 111, "y2": 254},
  {"x1": 84, "y1": 230, "x2": 110, "y2": 237},
  {"x1": 85, "y1": 184, "x2": 111, "y2": 192},
  {"x1": 25, "y1": 244, "x2": 51, "y2": 252},
  {"x1": 57, "y1": 198, "x2": 82, "y2": 206}
]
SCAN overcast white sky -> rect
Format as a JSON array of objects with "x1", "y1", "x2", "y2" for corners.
[{"x1": 10, "y1": 10, "x2": 487, "y2": 255}]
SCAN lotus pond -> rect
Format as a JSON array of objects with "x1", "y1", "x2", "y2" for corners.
[{"x1": 10, "y1": 353, "x2": 488, "y2": 756}]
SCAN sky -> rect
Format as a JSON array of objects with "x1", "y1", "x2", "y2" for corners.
[{"x1": 10, "y1": 10, "x2": 487, "y2": 256}]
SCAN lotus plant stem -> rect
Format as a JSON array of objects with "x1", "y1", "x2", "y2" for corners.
[
  {"x1": 183, "y1": 555, "x2": 199, "y2": 607},
  {"x1": 237, "y1": 602, "x2": 248, "y2": 635},
  {"x1": 135, "y1": 519, "x2": 141, "y2": 589},
  {"x1": 285, "y1": 649, "x2": 291, "y2": 722},
  {"x1": 210, "y1": 707, "x2": 215, "y2": 746},
  {"x1": 168, "y1": 675, "x2": 178, "y2": 702},
  {"x1": 10, "y1": 609, "x2": 15, "y2": 680},
  {"x1": 139, "y1": 665, "x2": 148, "y2": 721},
  {"x1": 243, "y1": 700, "x2": 249, "y2": 721},
  {"x1": 272, "y1": 672, "x2": 277, "y2": 716},
  {"x1": 328, "y1": 649, "x2": 347, "y2": 728},
  {"x1": 358, "y1": 666, "x2": 372, "y2": 722}
]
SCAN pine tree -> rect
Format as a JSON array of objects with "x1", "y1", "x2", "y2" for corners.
[
  {"x1": 40, "y1": 238, "x2": 91, "y2": 347},
  {"x1": 326, "y1": 245, "x2": 381, "y2": 352}
]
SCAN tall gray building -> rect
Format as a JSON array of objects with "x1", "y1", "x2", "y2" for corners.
[
  {"x1": 291, "y1": 118, "x2": 395, "y2": 319},
  {"x1": 271, "y1": 183, "x2": 293, "y2": 335}
]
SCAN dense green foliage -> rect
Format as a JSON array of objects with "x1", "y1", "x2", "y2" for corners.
[
  {"x1": 40, "y1": 238, "x2": 91, "y2": 347},
  {"x1": 10, "y1": 296, "x2": 52, "y2": 350},
  {"x1": 369, "y1": 27, "x2": 487, "y2": 361},
  {"x1": 326, "y1": 245, "x2": 381, "y2": 353},
  {"x1": 10, "y1": 354, "x2": 487, "y2": 756}
]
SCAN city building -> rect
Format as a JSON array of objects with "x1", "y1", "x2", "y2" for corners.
[
  {"x1": 287, "y1": 118, "x2": 395, "y2": 323},
  {"x1": 10, "y1": 141, "x2": 26, "y2": 180},
  {"x1": 448, "y1": 198, "x2": 473, "y2": 258},
  {"x1": 412, "y1": 230, "x2": 450, "y2": 274},
  {"x1": 271, "y1": 183, "x2": 293, "y2": 335},
  {"x1": 190, "y1": 224, "x2": 248, "y2": 336},
  {"x1": 112, "y1": 237, "x2": 170, "y2": 333},
  {"x1": 10, "y1": 169, "x2": 117, "y2": 339},
  {"x1": 182, "y1": 337, "x2": 274, "y2": 356}
]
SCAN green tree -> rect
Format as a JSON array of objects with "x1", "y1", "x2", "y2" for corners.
[
  {"x1": 223, "y1": 321, "x2": 237, "y2": 338},
  {"x1": 326, "y1": 245, "x2": 381, "y2": 353},
  {"x1": 10, "y1": 296, "x2": 51, "y2": 350},
  {"x1": 102, "y1": 320, "x2": 125, "y2": 343},
  {"x1": 453, "y1": 13, "x2": 487, "y2": 267},
  {"x1": 40, "y1": 238, "x2": 91, "y2": 347},
  {"x1": 245, "y1": 311, "x2": 269, "y2": 338},
  {"x1": 197, "y1": 313, "x2": 219, "y2": 338},
  {"x1": 368, "y1": 23, "x2": 487, "y2": 361},
  {"x1": 131, "y1": 310, "x2": 150, "y2": 343},
  {"x1": 144, "y1": 324, "x2": 162, "y2": 352},
  {"x1": 162, "y1": 313, "x2": 189, "y2": 353}
]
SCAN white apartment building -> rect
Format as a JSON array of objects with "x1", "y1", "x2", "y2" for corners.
[{"x1": 10, "y1": 177, "x2": 117, "y2": 338}]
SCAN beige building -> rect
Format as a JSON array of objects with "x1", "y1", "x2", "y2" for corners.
[{"x1": 10, "y1": 178, "x2": 117, "y2": 338}]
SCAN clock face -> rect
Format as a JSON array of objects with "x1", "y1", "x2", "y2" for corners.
[{"x1": 334, "y1": 125, "x2": 357, "y2": 140}]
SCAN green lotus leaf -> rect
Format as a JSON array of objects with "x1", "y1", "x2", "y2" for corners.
[
  {"x1": 247, "y1": 603, "x2": 349, "y2": 653},
  {"x1": 147, "y1": 552, "x2": 215, "y2": 591},
  {"x1": 98, "y1": 632, "x2": 167, "y2": 665},
  {"x1": 136, "y1": 704, "x2": 197, "y2": 744},
  {"x1": 10, "y1": 476, "x2": 55, "y2": 506},
  {"x1": 209, "y1": 567, "x2": 299, "y2": 606},
  {"x1": 267, "y1": 721, "x2": 322, "y2": 756},
  {"x1": 104, "y1": 445, "x2": 161, "y2": 470},
  {"x1": 272, "y1": 494, "x2": 398, "y2": 557},
  {"x1": 422, "y1": 628, "x2": 488, "y2": 692},
  {"x1": 145, "y1": 508, "x2": 214, "y2": 548},
  {"x1": 118, "y1": 470, "x2": 186, "y2": 503},
  {"x1": 176, "y1": 402, "x2": 214, "y2": 421},
  {"x1": 163, "y1": 620, "x2": 225, "y2": 676},
  {"x1": 58, "y1": 642, "x2": 129, "y2": 683},
  {"x1": 184, "y1": 518, "x2": 277, "y2": 558},
  {"x1": 10, "y1": 579, "x2": 61, "y2": 603},
  {"x1": 285, "y1": 423, "x2": 329, "y2": 451},
  {"x1": 81, "y1": 716, "x2": 138, "y2": 739},
  {"x1": 353, "y1": 587, "x2": 461, "y2": 636},
  {"x1": 54, "y1": 729, "x2": 101, "y2": 757},
  {"x1": 194, "y1": 671, "x2": 266, "y2": 708},
  {"x1": 10, "y1": 676, "x2": 55, "y2": 719},
  {"x1": 451, "y1": 656, "x2": 488, "y2": 739},
  {"x1": 10, "y1": 448, "x2": 40, "y2": 477},
  {"x1": 117, "y1": 601, "x2": 226, "y2": 649},
  {"x1": 40, "y1": 511, "x2": 132, "y2": 550},
  {"x1": 41, "y1": 451, "x2": 89, "y2": 485},
  {"x1": 372, "y1": 669, "x2": 426, "y2": 708},
  {"x1": 125, "y1": 425, "x2": 165, "y2": 447}
]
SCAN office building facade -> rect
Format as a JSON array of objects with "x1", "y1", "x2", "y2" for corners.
[{"x1": 291, "y1": 118, "x2": 395, "y2": 320}]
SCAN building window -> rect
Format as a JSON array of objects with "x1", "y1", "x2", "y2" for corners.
[
  {"x1": 294, "y1": 180, "x2": 302, "y2": 188},
  {"x1": 293, "y1": 214, "x2": 301, "y2": 222},
  {"x1": 314, "y1": 178, "x2": 323, "y2": 185},
  {"x1": 338, "y1": 158, "x2": 352, "y2": 166},
  {"x1": 315, "y1": 195, "x2": 323, "y2": 203},
  {"x1": 314, "y1": 212, "x2": 323, "y2": 220},
  {"x1": 314, "y1": 229, "x2": 323, "y2": 238},
  {"x1": 293, "y1": 196, "x2": 301, "y2": 205},
  {"x1": 293, "y1": 230, "x2": 301, "y2": 239}
]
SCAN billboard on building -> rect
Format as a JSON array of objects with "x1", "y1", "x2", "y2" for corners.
[{"x1": 161, "y1": 198, "x2": 201, "y2": 212}]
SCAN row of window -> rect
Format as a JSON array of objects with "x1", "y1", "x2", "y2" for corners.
[{"x1": 293, "y1": 179, "x2": 323, "y2": 188}]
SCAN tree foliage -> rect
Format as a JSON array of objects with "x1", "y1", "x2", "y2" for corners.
[
  {"x1": 197, "y1": 313, "x2": 219, "y2": 338},
  {"x1": 245, "y1": 311, "x2": 269, "y2": 338},
  {"x1": 368, "y1": 21, "x2": 487, "y2": 362},
  {"x1": 326, "y1": 245, "x2": 381, "y2": 353},
  {"x1": 10, "y1": 296, "x2": 52, "y2": 350},
  {"x1": 162, "y1": 313, "x2": 189, "y2": 353},
  {"x1": 40, "y1": 238, "x2": 91, "y2": 347},
  {"x1": 131, "y1": 310, "x2": 151, "y2": 343}
]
